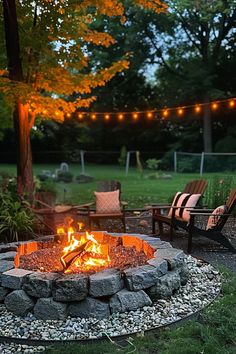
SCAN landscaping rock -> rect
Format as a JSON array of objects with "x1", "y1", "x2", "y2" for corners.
[
  {"x1": 4, "y1": 290, "x2": 35, "y2": 316},
  {"x1": 89, "y1": 269, "x2": 124, "y2": 297},
  {"x1": 178, "y1": 263, "x2": 189, "y2": 285},
  {"x1": 34, "y1": 297, "x2": 67, "y2": 320},
  {"x1": 147, "y1": 257, "x2": 168, "y2": 276},
  {"x1": 23, "y1": 272, "x2": 59, "y2": 298},
  {"x1": 1, "y1": 268, "x2": 33, "y2": 290},
  {"x1": 0, "y1": 286, "x2": 10, "y2": 301},
  {"x1": 124, "y1": 265, "x2": 159, "y2": 291},
  {"x1": 52, "y1": 274, "x2": 88, "y2": 302},
  {"x1": 68, "y1": 297, "x2": 110, "y2": 319},
  {"x1": 146, "y1": 270, "x2": 181, "y2": 300},
  {"x1": 0, "y1": 252, "x2": 17, "y2": 261},
  {"x1": 0, "y1": 260, "x2": 15, "y2": 273},
  {"x1": 110, "y1": 289, "x2": 152, "y2": 313},
  {"x1": 154, "y1": 248, "x2": 185, "y2": 269}
]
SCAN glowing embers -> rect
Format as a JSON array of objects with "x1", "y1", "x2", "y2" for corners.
[{"x1": 57, "y1": 221, "x2": 110, "y2": 273}]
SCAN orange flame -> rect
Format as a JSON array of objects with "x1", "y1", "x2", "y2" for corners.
[{"x1": 57, "y1": 221, "x2": 110, "y2": 272}]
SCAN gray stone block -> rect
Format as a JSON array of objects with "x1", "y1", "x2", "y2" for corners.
[
  {"x1": 0, "y1": 244, "x2": 18, "y2": 253},
  {"x1": 68, "y1": 297, "x2": 110, "y2": 319},
  {"x1": 0, "y1": 252, "x2": 17, "y2": 261},
  {"x1": 0, "y1": 286, "x2": 10, "y2": 301},
  {"x1": 124, "y1": 265, "x2": 159, "y2": 291},
  {"x1": 4, "y1": 290, "x2": 35, "y2": 316},
  {"x1": 1, "y1": 268, "x2": 33, "y2": 290},
  {"x1": 147, "y1": 257, "x2": 168, "y2": 276},
  {"x1": 52, "y1": 274, "x2": 88, "y2": 302},
  {"x1": 23, "y1": 272, "x2": 59, "y2": 298},
  {"x1": 89, "y1": 269, "x2": 124, "y2": 297},
  {"x1": 178, "y1": 264, "x2": 189, "y2": 285},
  {"x1": 154, "y1": 248, "x2": 185, "y2": 269},
  {"x1": 110, "y1": 289, "x2": 152, "y2": 313},
  {"x1": 146, "y1": 270, "x2": 181, "y2": 300},
  {"x1": 34, "y1": 297, "x2": 67, "y2": 320},
  {"x1": 0, "y1": 260, "x2": 15, "y2": 273}
]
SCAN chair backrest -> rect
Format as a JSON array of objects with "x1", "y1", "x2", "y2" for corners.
[
  {"x1": 213, "y1": 187, "x2": 236, "y2": 231},
  {"x1": 97, "y1": 180, "x2": 121, "y2": 200},
  {"x1": 183, "y1": 179, "x2": 208, "y2": 195}
]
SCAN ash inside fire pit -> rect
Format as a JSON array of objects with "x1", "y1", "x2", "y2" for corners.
[{"x1": 20, "y1": 244, "x2": 149, "y2": 274}]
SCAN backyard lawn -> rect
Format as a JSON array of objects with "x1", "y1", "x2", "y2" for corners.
[{"x1": 1, "y1": 164, "x2": 235, "y2": 208}]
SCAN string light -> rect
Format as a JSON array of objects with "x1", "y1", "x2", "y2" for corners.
[
  {"x1": 212, "y1": 103, "x2": 218, "y2": 110},
  {"x1": 43, "y1": 109, "x2": 47, "y2": 114},
  {"x1": 66, "y1": 113, "x2": 71, "y2": 118},
  {"x1": 163, "y1": 109, "x2": 169, "y2": 117},
  {"x1": 147, "y1": 112, "x2": 153, "y2": 119},
  {"x1": 69, "y1": 97, "x2": 236, "y2": 122},
  {"x1": 55, "y1": 111, "x2": 59, "y2": 116}
]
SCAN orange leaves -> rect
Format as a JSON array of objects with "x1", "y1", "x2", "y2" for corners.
[{"x1": 134, "y1": 0, "x2": 167, "y2": 13}]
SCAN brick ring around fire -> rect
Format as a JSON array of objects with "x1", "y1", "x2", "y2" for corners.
[{"x1": 0, "y1": 233, "x2": 189, "y2": 320}]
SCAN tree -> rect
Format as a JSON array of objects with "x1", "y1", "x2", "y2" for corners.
[
  {"x1": 0, "y1": 0, "x2": 166, "y2": 198},
  {"x1": 147, "y1": 0, "x2": 236, "y2": 152}
]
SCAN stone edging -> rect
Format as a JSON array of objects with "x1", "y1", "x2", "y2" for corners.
[{"x1": 0, "y1": 233, "x2": 188, "y2": 320}]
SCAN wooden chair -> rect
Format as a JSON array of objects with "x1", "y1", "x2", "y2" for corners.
[
  {"x1": 150, "y1": 179, "x2": 208, "y2": 236},
  {"x1": 81, "y1": 180, "x2": 127, "y2": 232},
  {"x1": 173, "y1": 187, "x2": 236, "y2": 253}
]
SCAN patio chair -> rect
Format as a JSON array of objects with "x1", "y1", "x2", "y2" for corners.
[
  {"x1": 81, "y1": 180, "x2": 127, "y2": 231},
  {"x1": 172, "y1": 187, "x2": 236, "y2": 253},
  {"x1": 150, "y1": 179, "x2": 208, "y2": 235}
]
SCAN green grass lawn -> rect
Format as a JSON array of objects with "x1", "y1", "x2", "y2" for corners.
[
  {"x1": 44, "y1": 269, "x2": 236, "y2": 354},
  {"x1": 1, "y1": 164, "x2": 235, "y2": 208}
]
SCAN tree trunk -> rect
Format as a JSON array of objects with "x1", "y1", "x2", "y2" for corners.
[
  {"x1": 203, "y1": 98, "x2": 212, "y2": 153},
  {"x1": 3, "y1": 0, "x2": 34, "y2": 199},
  {"x1": 14, "y1": 103, "x2": 34, "y2": 200}
]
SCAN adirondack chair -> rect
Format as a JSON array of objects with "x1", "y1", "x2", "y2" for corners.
[
  {"x1": 82, "y1": 180, "x2": 127, "y2": 231},
  {"x1": 151, "y1": 179, "x2": 208, "y2": 236},
  {"x1": 172, "y1": 187, "x2": 236, "y2": 253}
]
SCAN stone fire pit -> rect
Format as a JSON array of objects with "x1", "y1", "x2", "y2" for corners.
[{"x1": 0, "y1": 232, "x2": 188, "y2": 320}]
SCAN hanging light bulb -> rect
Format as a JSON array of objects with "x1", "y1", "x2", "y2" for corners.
[
  {"x1": 147, "y1": 112, "x2": 153, "y2": 119},
  {"x1": 212, "y1": 102, "x2": 218, "y2": 110},
  {"x1": 91, "y1": 114, "x2": 96, "y2": 120},
  {"x1": 66, "y1": 113, "x2": 71, "y2": 118},
  {"x1": 118, "y1": 114, "x2": 124, "y2": 121},
  {"x1": 229, "y1": 100, "x2": 235, "y2": 108},
  {"x1": 78, "y1": 113, "x2": 83, "y2": 119},
  {"x1": 55, "y1": 111, "x2": 59, "y2": 116},
  {"x1": 177, "y1": 108, "x2": 183, "y2": 116},
  {"x1": 105, "y1": 114, "x2": 110, "y2": 121},
  {"x1": 195, "y1": 105, "x2": 201, "y2": 113},
  {"x1": 133, "y1": 113, "x2": 138, "y2": 120},
  {"x1": 163, "y1": 109, "x2": 168, "y2": 117}
]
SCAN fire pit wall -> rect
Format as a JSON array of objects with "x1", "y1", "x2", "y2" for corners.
[{"x1": 0, "y1": 233, "x2": 189, "y2": 320}]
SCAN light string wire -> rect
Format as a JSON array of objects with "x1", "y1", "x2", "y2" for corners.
[{"x1": 75, "y1": 97, "x2": 236, "y2": 120}]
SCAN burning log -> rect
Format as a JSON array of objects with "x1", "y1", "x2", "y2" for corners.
[{"x1": 61, "y1": 240, "x2": 93, "y2": 270}]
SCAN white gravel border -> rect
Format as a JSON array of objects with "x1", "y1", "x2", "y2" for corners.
[{"x1": 0, "y1": 255, "x2": 221, "y2": 353}]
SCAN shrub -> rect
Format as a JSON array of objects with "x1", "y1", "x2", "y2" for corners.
[
  {"x1": 146, "y1": 158, "x2": 161, "y2": 170},
  {"x1": 0, "y1": 192, "x2": 34, "y2": 242},
  {"x1": 56, "y1": 171, "x2": 73, "y2": 183},
  {"x1": 206, "y1": 176, "x2": 233, "y2": 208}
]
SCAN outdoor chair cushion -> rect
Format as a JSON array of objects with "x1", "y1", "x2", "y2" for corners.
[
  {"x1": 206, "y1": 205, "x2": 228, "y2": 230},
  {"x1": 168, "y1": 192, "x2": 201, "y2": 222},
  {"x1": 94, "y1": 189, "x2": 121, "y2": 214}
]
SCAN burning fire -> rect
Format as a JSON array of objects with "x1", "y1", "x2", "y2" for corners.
[{"x1": 56, "y1": 220, "x2": 110, "y2": 273}]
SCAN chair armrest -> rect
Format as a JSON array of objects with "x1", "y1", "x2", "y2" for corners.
[
  {"x1": 146, "y1": 205, "x2": 171, "y2": 210},
  {"x1": 76, "y1": 202, "x2": 95, "y2": 210},
  {"x1": 190, "y1": 211, "x2": 231, "y2": 216},
  {"x1": 33, "y1": 199, "x2": 54, "y2": 210}
]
